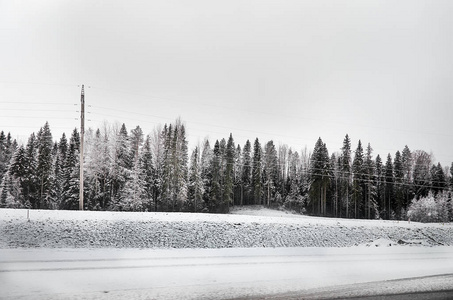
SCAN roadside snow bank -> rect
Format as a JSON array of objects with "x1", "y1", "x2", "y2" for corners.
[{"x1": 1, "y1": 208, "x2": 452, "y2": 248}]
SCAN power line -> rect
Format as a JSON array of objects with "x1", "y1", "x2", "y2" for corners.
[
  {"x1": 89, "y1": 85, "x2": 453, "y2": 139},
  {"x1": 0, "y1": 101, "x2": 76, "y2": 106},
  {"x1": 2, "y1": 83, "x2": 452, "y2": 164}
]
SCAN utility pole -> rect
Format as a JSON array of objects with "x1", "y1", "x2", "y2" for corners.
[{"x1": 79, "y1": 85, "x2": 85, "y2": 210}]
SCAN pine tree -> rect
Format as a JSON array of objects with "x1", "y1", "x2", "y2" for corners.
[{"x1": 252, "y1": 138, "x2": 262, "y2": 205}]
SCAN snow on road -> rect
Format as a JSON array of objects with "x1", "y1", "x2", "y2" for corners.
[{"x1": 1, "y1": 247, "x2": 453, "y2": 299}]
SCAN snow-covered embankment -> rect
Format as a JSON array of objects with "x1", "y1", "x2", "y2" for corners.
[{"x1": 1, "y1": 207, "x2": 452, "y2": 248}]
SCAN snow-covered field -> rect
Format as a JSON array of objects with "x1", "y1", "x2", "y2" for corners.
[
  {"x1": 1, "y1": 207, "x2": 453, "y2": 299},
  {"x1": 1, "y1": 206, "x2": 452, "y2": 248}
]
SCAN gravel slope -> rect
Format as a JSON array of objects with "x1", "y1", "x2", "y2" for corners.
[{"x1": 1, "y1": 207, "x2": 452, "y2": 248}]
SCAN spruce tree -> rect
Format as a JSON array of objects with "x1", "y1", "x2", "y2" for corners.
[
  {"x1": 7, "y1": 145, "x2": 28, "y2": 207},
  {"x1": 24, "y1": 133, "x2": 38, "y2": 208},
  {"x1": 340, "y1": 134, "x2": 352, "y2": 218},
  {"x1": 200, "y1": 139, "x2": 212, "y2": 208},
  {"x1": 34, "y1": 122, "x2": 54, "y2": 209},
  {"x1": 119, "y1": 154, "x2": 146, "y2": 211},
  {"x1": 277, "y1": 144, "x2": 289, "y2": 197},
  {"x1": 0, "y1": 131, "x2": 10, "y2": 185},
  {"x1": 56, "y1": 133, "x2": 68, "y2": 204},
  {"x1": 450, "y1": 162, "x2": 453, "y2": 190},
  {"x1": 188, "y1": 146, "x2": 204, "y2": 212},
  {"x1": 375, "y1": 154, "x2": 384, "y2": 218},
  {"x1": 60, "y1": 129, "x2": 80, "y2": 210},
  {"x1": 352, "y1": 140, "x2": 364, "y2": 218},
  {"x1": 413, "y1": 150, "x2": 432, "y2": 198},
  {"x1": 431, "y1": 162, "x2": 446, "y2": 195},
  {"x1": 263, "y1": 140, "x2": 278, "y2": 207},
  {"x1": 241, "y1": 140, "x2": 252, "y2": 205},
  {"x1": 384, "y1": 153, "x2": 394, "y2": 219},
  {"x1": 394, "y1": 150, "x2": 404, "y2": 218},
  {"x1": 401, "y1": 145, "x2": 413, "y2": 212},
  {"x1": 0, "y1": 132, "x2": 8, "y2": 183},
  {"x1": 331, "y1": 154, "x2": 340, "y2": 217},
  {"x1": 364, "y1": 143, "x2": 377, "y2": 219},
  {"x1": 252, "y1": 138, "x2": 262, "y2": 205},
  {"x1": 222, "y1": 134, "x2": 235, "y2": 212},
  {"x1": 286, "y1": 150, "x2": 306, "y2": 212},
  {"x1": 309, "y1": 138, "x2": 330, "y2": 216},
  {"x1": 171, "y1": 121, "x2": 188, "y2": 211},
  {"x1": 130, "y1": 125, "x2": 144, "y2": 164},
  {"x1": 233, "y1": 144, "x2": 242, "y2": 206},
  {"x1": 209, "y1": 140, "x2": 222, "y2": 212},
  {"x1": 110, "y1": 123, "x2": 131, "y2": 209},
  {"x1": 140, "y1": 135, "x2": 155, "y2": 211}
]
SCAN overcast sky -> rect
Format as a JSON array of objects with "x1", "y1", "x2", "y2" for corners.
[{"x1": 1, "y1": 0, "x2": 452, "y2": 167}]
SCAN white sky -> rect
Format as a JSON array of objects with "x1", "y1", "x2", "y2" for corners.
[{"x1": 1, "y1": 0, "x2": 452, "y2": 167}]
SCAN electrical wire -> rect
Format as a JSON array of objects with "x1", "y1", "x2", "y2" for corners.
[{"x1": 2, "y1": 82, "x2": 453, "y2": 164}]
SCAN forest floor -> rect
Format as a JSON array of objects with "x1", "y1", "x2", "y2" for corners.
[{"x1": 1, "y1": 206, "x2": 452, "y2": 248}]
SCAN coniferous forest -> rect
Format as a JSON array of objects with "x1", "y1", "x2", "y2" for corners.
[{"x1": 0, "y1": 119, "x2": 452, "y2": 222}]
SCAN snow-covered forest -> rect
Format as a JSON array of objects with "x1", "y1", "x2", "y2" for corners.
[{"x1": 0, "y1": 119, "x2": 452, "y2": 222}]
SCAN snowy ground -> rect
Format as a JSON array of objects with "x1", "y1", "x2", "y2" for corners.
[
  {"x1": 1, "y1": 207, "x2": 453, "y2": 299},
  {"x1": 1, "y1": 207, "x2": 452, "y2": 248}
]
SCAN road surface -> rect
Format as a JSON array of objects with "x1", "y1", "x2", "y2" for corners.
[{"x1": 1, "y1": 247, "x2": 453, "y2": 299}]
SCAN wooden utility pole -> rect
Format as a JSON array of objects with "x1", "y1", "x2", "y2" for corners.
[{"x1": 79, "y1": 85, "x2": 85, "y2": 210}]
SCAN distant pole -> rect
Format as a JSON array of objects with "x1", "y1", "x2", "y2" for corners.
[{"x1": 79, "y1": 85, "x2": 85, "y2": 210}]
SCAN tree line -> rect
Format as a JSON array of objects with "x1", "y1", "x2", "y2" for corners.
[{"x1": 0, "y1": 120, "x2": 452, "y2": 221}]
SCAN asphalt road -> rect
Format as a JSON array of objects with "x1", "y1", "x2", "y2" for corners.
[
  {"x1": 255, "y1": 274, "x2": 453, "y2": 299},
  {"x1": 1, "y1": 247, "x2": 452, "y2": 299}
]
